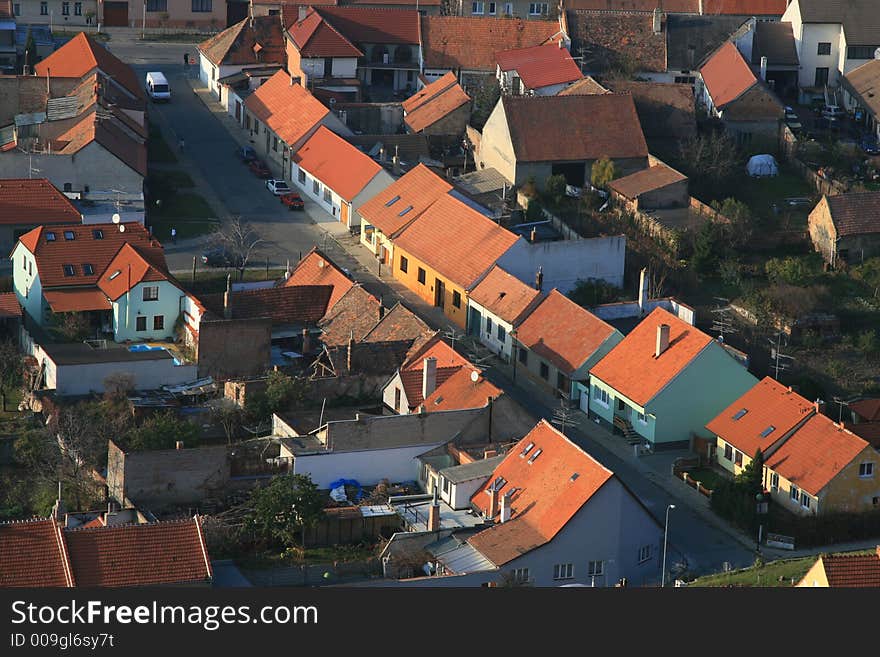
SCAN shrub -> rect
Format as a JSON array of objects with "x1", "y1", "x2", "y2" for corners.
[
  {"x1": 590, "y1": 157, "x2": 616, "y2": 189},
  {"x1": 525, "y1": 199, "x2": 544, "y2": 222}
]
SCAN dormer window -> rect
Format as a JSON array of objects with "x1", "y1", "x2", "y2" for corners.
[
  {"x1": 45, "y1": 232, "x2": 56, "y2": 242},
  {"x1": 92, "y1": 229, "x2": 104, "y2": 239},
  {"x1": 64, "y1": 230, "x2": 75, "y2": 240},
  {"x1": 63, "y1": 264, "x2": 75, "y2": 277},
  {"x1": 83, "y1": 264, "x2": 94, "y2": 275}
]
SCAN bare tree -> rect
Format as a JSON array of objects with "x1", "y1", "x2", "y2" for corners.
[
  {"x1": 646, "y1": 264, "x2": 670, "y2": 300},
  {"x1": 210, "y1": 216, "x2": 264, "y2": 281},
  {"x1": 0, "y1": 339, "x2": 23, "y2": 412}
]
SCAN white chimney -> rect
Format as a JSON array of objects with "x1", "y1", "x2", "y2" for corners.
[
  {"x1": 486, "y1": 484, "x2": 499, "y2": 519},
  {"x1": 760, "y1": 56, "x2": 768, "y2": 81},
  {"x1": 500, "y1": 491, "x2": 512, "y2": 523},
  {"x1": 652, "y1": 8, "x2": 662, "y2": 35},
  {"x1": 698, "y1": 0, "x2": 704, "y2": 14},
  {"x1": 874, "y1": 47, "x2": 880, "y2": 60},
  {"x1": 655, "y1": 324, "x2": 670, "y2": 358},
  {"x1": 638, "y1": 267, "x2": 648, "y2": 313},
  {"x1": 422, "y1": 357, "x2": 437, "y2": 400}
]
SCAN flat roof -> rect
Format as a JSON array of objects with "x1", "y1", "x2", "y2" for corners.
[{"x1": 40, "y1": 342, "x2": 174, "y2": 366}]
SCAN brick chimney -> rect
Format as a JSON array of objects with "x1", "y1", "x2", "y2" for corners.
[
  {"x1": 427, "y1": 487, "x2": 440, "y2": 531},
  {"x1": 422, "y1": 357, "x2": 437, "y2": 400},
  {"x1": 655, "y1": 324, "x2": 670, "y2": 357},
  {"x1": 486, "y1": 484, "x2": 499, "y2": 519},
  {"x1": 500, "y1": 490, "x2": 512, "y2": 523}
]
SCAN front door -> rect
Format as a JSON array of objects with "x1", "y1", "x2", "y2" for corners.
[
  {"x1": 468, "y1": 307, "x2": 481, "y2": 336},
  {"x1": 103, "y1": 1, "x2": 128, "y2": 26},
  {"x1": 234, "y1": 100, "x2": 241, "y2": 122},
  {"x1": 434, "y1": 278, "x2": 445, "y2": 308}
]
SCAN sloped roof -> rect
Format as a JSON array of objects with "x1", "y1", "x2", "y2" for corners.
[
  {"x1": 35, "y1": 32, "x2": 143, "y2": 99},
  {"x1": 752, "y1": 20, "x2": 798, "y2": 67},
  {"x1": 286, "y1": 8, "x2": 363, "y2": 57},
  {"x1": 700, "y1": 40, "x2": 757, "y2": 108},
  {"x1": 423, "y1": 367, "x2": 503, "y2": 413},
  {"x1": 496, "y1": 43, "x2": 583, "y2": 90},
  {"x1": 51, "y1": 108, "x2": 147, "y2": 177},
  {"x1": 0, "y1": 178, "x2": 82, "y2": 226},
  {"x1": 293, "y1": 126, "x2": 383, "y2": 202},
  {"x1": 811, "y1": 549, "x2": 880, "y2": 587},
  {"x1": 361, "y1": 301, "x2": 434, "y2": 353},
  {"x1": 356, "y1": 163, "x2": 452, "y2": 237},
  {"x1": 850, "y1": 398, "x2": 880, "y2": 423},
  {"x1": 702, "y1": 0, "x2": 787, "y2": 15},
  {"x1": 318, "y1": 6, "x2": 421, "y2": 45},
  {"x1": 590, "y1": 307, "x2": 713, "y2": 406},
  {"x1": 665, "y1": 14, "x2": 748, "y2": 71},
  {"x1": 765, "y1": 414, "x2": 869, "y2": 496},
  {"x1": 566, "y1": 0, "x2": 696, "y2": 10},
  {"x1": 97, "y1": 243, "x2": 175, "y2": 302},
  {"x1": 397, "y1": 335, "x2": 470, "y2": 407},
  {"x1": 64, "y1": 518, "x2": 212, "y2": 587},
  {"x1": 244, "y1": 70, "x2": 330, "y2": 146},
  {"x1": 608, "y1": 162, "x2": 688, "y2": 200},
  {"x1": 501, "y1": 94, "x2": 648, "y2": 163},
  {"x1": 706, "y1": 376, "x2": 816, "y2": 458},
  {"x1": 420, "y1": 16, "x2": 563, "y2": 71},
  {"x1": 284, "y1": 247, "x2": 354, "y2": 309},
  {"x1": 515, "y1": 289, "x2": 618, "y2": 375},
  {"x1": 318, "y1": 284, "x2": 383, "y2": 347},
  {"x1": 566, "y1": 10, "x2": 667, "y2": 73},
  {"x1": 796, "y1": 0, "x2": 880, "y2": 47},
  {"x1": 558, "y1": 75, "x2": 610, "y2": 95},
  {"x1": 468, "y1": 420, "x2": 615, "y2": 565},
  {"x1": 844, "y1": 60, "x2": 880, "y2": 120},
  {"x1": 44, "y1": 288, "x2": 112, "y2": 312},
  {"x1": 603, "y1": 79, "x2": 695, "y2": 139},
  {"x1": 468, "y1": 265, "x2": 541, "y2": 326},
  {"x1": 0, "y1": 519, "x2": 73, "y2": 587},
  {"x1": 393, "y1": 193, "x2": 519, "y2": 289},
  {"x1": 198, "y1": 16, "x2": 286, "y2": 67},
  {"x1": 402, "y1": 72, "x2": 471, "y2": 133},
  {"x1": 826, "y1": 192, "x2": 880, "y2": 237},
  {"x1": 0, "y1": 292, "x2": 21, "y2": 317},
  {"x1": 202, "y1": 285, "x2": 333, "y2": 324}
]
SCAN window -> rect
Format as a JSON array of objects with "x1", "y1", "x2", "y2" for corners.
[
  {"x1": 529, "y1": 2, "x2": 548, "y2": 14},
  {"x1": 593, "y1": 386, "x2": 609, "y2": 407},
  {"x1": 61, "y1": 1, "x2": 69, "y2": 15},
  {"x1": 442, "y1": 476, "x2": 450, "y2": 494},
  {"x1": 497, "y1": 324, "x2": 506, "y2": 341},
  {"x1": 313, "y1": 180, "x2": 320, "y2": 195},
  {"x1": 790, "y1": 485, "x2": 799, "y2": 503},
  {"x1": 399, "y1": 255, "x2": 408, "y2": 273},
  {"x1": 724, "y1": 443, "x2": 733, "y2": 461},
  {"x1": 734, "y1": 450, "x2": 743, "y2": 466},
  {"x1": 471, "y1": 1, "x2": 484, "y2": 13},
  {"x1": 770, "y1": 472, "x2": 779, "y2": 491},
  {"x1": 143, "y1": 286, "x2": 159, "y2": 301},
  {"x1": 587, "y1": 560, "x2": 604, "y2": 576},
  {"x1": 518, "y1": 347, "x2": 527, "y2": 365},
  {"x1": 82, "y1": 264, "x2": 94, "y2": 275},
  {"x1": 153, "y1": 315, "x2": 164, "y2": 331},
  {"x1": 486, "y1": 316, "x2": 493, "y2": 334},
  {"x1": 63, "y1": 264, "x2": 75, "y2": 277},
  {"x1": 759, "y1": 425, "x2": 775, "y2": 438},
  {"x1": 13, "y1": 4, "x2": 19, "y2": 16},
  {"x1": 556, "y1": 372, "x2": 567, "y2": 392},
  {"x1": 298, "y1": 169, "x2": 306, "y2": 184},
  {"x1": 136, "y1": 316, "x2": 147, "y2": 332},
  {"x1": 393, "y1": 387, "x2": 401, "y2": 412},
  {"x1": 801, "y1": 492, "x2": 811, "y2": 510},
  {"x1": 817, "y1": 42, "x2": 831, "y2": 55},
  {"x1": 109, "y1": 270, "x2": 121, "y2": 280},
  {"x1": 323, "y1": 188, "x2": 332, "y2": 204},
  {"x1": 488, "y1": 1, "x2": 496, "y2": 13},
  {"x1": 814, "y1": 67, "x2": 829, "y2": 88},
  {"x1": 638, "y1": 545, "x2": 652, "y2": 563},
  {"x1": 272, "y1": 137, "x2": 278, "y2": 152},
  {"x1": 417, "y1": 267, "x2": 426, "y2": 285},
  {"x1": 527, "y1": 448, "x2": 542, "y2": 464},
  {"x1": 452, "y1": 290, "x2": 461, "y2": 308},
  {"x1": 74, "y1": 1, "x2": 82, "y2": 14},
  {"x1": 520, "y1": 442, "x2": 534, "y2": 457},
  {"x1": 732, "y1": 408, "x2": 748, "y2": 420},
  {"x1": 40, "y1": 1, "x2": 47, "y2": 14},
  {"x1": 511, "y1": 568, "x2": 530, "y2": 583},
  {"x1": 539, "y1": 361, "x2": 549, "y2": 380},
  {"x1": 63, "y1": 230, "x2": 75, "y2": 240},
  {"x1": 268, "y1": 8, "x2": 279, "y2": 14},
  {"x1": 92, "y1": 229, "x2": 104, "y2": 239},
  {"x1": 504, "y1": 2, "x2": 512, "y2": 14},
  {"x1": 674, "y1": 75, "x2": 696, "y2": 85},
  {"x1": 398, "y1": 206, "x2": 413, "y2": 217},
  {"x1": 848, "y1": 45, "x2": 877, "y2": 60},
  {"x1": 859, "y1": 462, "x2": 874, "y2": 478},
  {"x1": 553, "y1": 563, "x2": 574, "y2": 580},
  {"x1": 637, "y1": 411, "x2": 647, "y2": 424},
  {"x1": 385, "y1": 195, "x2": 400, "y2": 207},
  {"x1": 63, "y1": 182, "x2": 72, "y2": 192},
  {"x1": 191, "y1": 0, "x2": 212, "y2": 11}
]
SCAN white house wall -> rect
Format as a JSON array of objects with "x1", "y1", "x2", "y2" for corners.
[
  {"x1": 351, "y1": 169, "x2": 395, "y2": 229},
  {"x1": 466, "y1": 298, "x2": 515, "y2": 360}
]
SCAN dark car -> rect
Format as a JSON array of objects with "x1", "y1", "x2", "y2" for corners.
[
  {"x1": 280, "y1": 192, "x2": 305, "y2": 210},
  {"x1": 861, "y1": 135, "x2": 880, "y2": 155},
  {"x1": 201, "y1": 247, "x2": 244, "y2": 268},
  {"x1": 248, "y1": 159, "x2": 271, "y2": 178},
  {"x1": 235, "y1": 145, "x2": 257, "y2": 162}
]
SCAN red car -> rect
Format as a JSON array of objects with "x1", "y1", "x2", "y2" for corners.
[
  {"x1": 248, "y1": 159, "x2": 271, "y2": 178},
  {"x1": 280, "y1": 192, "x2": 305, "y2": 210}
]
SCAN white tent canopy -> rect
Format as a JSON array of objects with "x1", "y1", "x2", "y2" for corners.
[{"x1": 746, "y1": 154, "x2": 779, "y2": 177}]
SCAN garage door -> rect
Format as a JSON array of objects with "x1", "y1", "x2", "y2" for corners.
[{"x1": 103, "y1": 2, "x2": 129, "y2": 27}]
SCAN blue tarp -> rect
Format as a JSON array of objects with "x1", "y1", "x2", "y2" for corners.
[{"x1": 328, "y1": 479, "x2": 364, "y2": 501}]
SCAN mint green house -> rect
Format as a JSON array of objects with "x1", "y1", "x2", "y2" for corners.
[{"x1": 588, "y1": 307, "x2": 758, "y2": 449}]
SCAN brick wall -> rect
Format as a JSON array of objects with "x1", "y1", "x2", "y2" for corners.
[{"x1": 197, "y1": 318, "x2": 272, "y2": 380}]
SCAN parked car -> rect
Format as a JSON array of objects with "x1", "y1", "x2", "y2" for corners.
[
  {"x1": 248, "y1": 159, "x2": 271, "y2": 178},
  {"x1": 266, "y1": 179, "x2": 292, "y2": 195},
  {"x1": 235, "y1": 145, "x2": 257, "y2": 162},
  {"x1": 280, "y1": 192, "x2": 305, "y2": 210},
  {"x1": 861, "y1": 135, "x2": 880, "y2": 155},
  {"x1": 822, "y1": 105, "x2": 846, "y2": 121},
  {"x1": 201, "y1": 247, "x2": 244, "y2": 268}
]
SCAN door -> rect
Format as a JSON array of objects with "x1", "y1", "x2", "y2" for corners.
[
  {"x1": 579, "y1": 390, "x2": 589, "y2": 413},
  {"x1": 468, "y1": 307, "x2": 481, "y2": 336},
  {"x1": 103, "y1": 1, "x2": 129, "y2": 26},
  {"x1": 234, "y1": 100, "x2": 241, "y2": 122},
  {"x1": 434, "y1": 278, "x2": 445, "y2": 308}
]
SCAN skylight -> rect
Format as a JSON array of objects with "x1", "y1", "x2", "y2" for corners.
[
  {"x1": 108, "y1": 270, "x2": 121, "y2": 280},
  {"x1": 83, "y1": 264, "x2": 94, "y2": 276},
  {"x1": 385, "y1": 195, "x2": 401, "y2": 207},
  {"x1": 63, "y1": 264, "x2": 75, "y2": 277},
  {"x1": 570, "y1": 473, "x2": 580, "y2": 482},
  {"x1": 63, "y1": 231, "x2": 75, "y2": 240},
  {"x1": 760, "y1": 425, "x2": 776, "y2": 438},
  {"x1": 398, "y1": 206, "x2": 413, "y2": 217},
  {"x1": 732, "y1": 408, "x2": 748, "y2": 421},
  {"x1": 527, "y1": 448, "x2": 543, "y2": 464},
  {"x1": 45, "y1": 232, "x2": 56, "y2": 241},
  {"x1": 492, "y1": 476, "x2": 506, "y2": 491},
  {"x1": 92, "y1": 229, "x2": 104, "y2": 240},
  {"x1": 520, "y1": 442, "x2": 534, "y2": 457}
]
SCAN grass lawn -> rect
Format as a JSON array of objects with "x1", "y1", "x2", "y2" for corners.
[
  {"x1": 149, "y1": 169, "x2": 195, "y2": 190},
  {"x1": 140, "y1": 33, "x2": 210, "y2": 43},
  {"x1": 179, "y1": 268, "x2": 288, "y2": 294},
  {"x1": 153, "y1": 192, "x2": 216, "y2": 219},
  {"x1": 689, "y1": 556, "x2": 815, "y2": 587},
  {"x1": 736, "y1": 168, "x2": 815, "y2": 224},
  {"x1": 684, "y1": 467, "x2": 727, "y2": 492},
  {"x1": 52, "y1": 30, "x2": 110, "y2": 41},
  {"x1": 149, "y1": 218, "x2": 218, "y2": 242},
  {"x1": 148, "y1": 123, "x2": 178, "y2": 164}
]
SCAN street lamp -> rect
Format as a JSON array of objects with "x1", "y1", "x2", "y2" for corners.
[{"x1": 661, "y1": 504, "x2": 676, "y2": 587}]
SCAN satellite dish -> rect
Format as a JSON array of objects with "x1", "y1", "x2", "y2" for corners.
[
  {"x1": 119, "y1": 224, "x2": 125, "y2": 233},
  {"x1": 470, "y1": 370, "x2": 479, "y2": 383},
  {"x1": 112, "y1": 213, "x2": 121, "y2": 224}
]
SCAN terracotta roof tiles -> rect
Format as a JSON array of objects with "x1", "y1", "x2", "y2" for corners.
[
  {"x1": 850, "y1": 398, "x2": 880, "y2": 422},
  {"x1": 558, "y1": 75, "x2": 610, "y2": 95},
  {"x1": 468, "y1": 265, "x2": 541, "y2": 326},
  {"x1": 402, "y1": 73, "x2": 471, "y2": 133},
  {"x1": 198, "y1": 16, "x2": 286, "y2": 67},
  {"x1": 356, "y1": 163, "x2": 452, "y2": 236},
  {"x1": 44, "y1": 288, "x2": 112, "y2": 312},
  {"x1": 293, "y1": 126, "x2": 383, "y2": 201},
  {"x1": 496, "y1": 43, "x2": 583, "y2": 90},
  {"x1": 244, "y1": 70, "x2": 330, "y2": 147},
  {"x1": 702, "y1": 0, "x2": 789, "y2": 16},
  {"x1": 317, "y1": 6, "x2": 421, "y2": 45},
  {"x1": 0, "y1": 519, "x2": 72, "y2": 587},
  {"x1": 811, "y1": 549, "x2": 880, "y2": 587},
  {"x1": 0, "y1": 292, "x2": 21, "y2": 317},
  {"x1": 98, "y1": 243, "x2": 175, "y2": 301},
  {"x1": 566, "y1": 0, "x2": 696, "y2": 10},
  {"x1": 286, "y1": 8, "x2": 363, "y2": 57},
  {"x1": 699, "y1": 40, "x2": 756, "y2": 108},
  {"x1": 608, "y1": 162, "x2": 688, "y2": 200},
  {"x1": 0, "y1": 179, "x2": 82, "y2": 226},
  {"x1": 201, "y1": 285, "x2": 333, "y2": 324},
  {"x1": 423, "y1": 367, "x2": 502, "y2": 412},
  {"x1": 566, "y1": 10, "x2": 667, "y2": 73},
  {"x1": 826, "y1": 192, "x2": 880, "y2": 238},
  {"x1": 318, "y1": 284, "x2": 383, "y2": 346},
  {"x1": 284, "y1": 247, "x2": 355, "y2": 309}
]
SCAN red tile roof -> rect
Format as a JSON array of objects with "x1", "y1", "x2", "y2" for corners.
[
  {"x1": 825, "y1": 192, "x2": 880, "y2": 238},
  {"x1": 44, "y1": 288, "x2": 112, "y2": 312},
  {"x1": 558, "y1": 75, "x2": 610, "y2": 95},
  {"x1": 501, "y1": 94, "x2": 648, "y2": 163},
  {"x1": 356, "y1": 163, "x2": 452, "y2": 236},
  {"x1": 566, "y1": 10, "x2": 668, "y2": 74},
  {"x1": 590, "y1": 307, "x2": 713, "y2": 406},
  {"x1": 496, "y1": 44, "x2": 583, "y2": 90},
  {"x1": 318, "y1": 284, "x2": 382, "y2": 346},
  {"x1": 0, "y1": 292, "x2": 21, "y2": 318},
  {"x1": 244, "y1": 70, "x2": 330, "y2": 147},
  {"x1": 318, "y1": 6, "x2": 421, "y2": 45},
  {"x1": 398, "y1": 336, "x2": 469, "y2": 407},
  {"x1": 706, "y1": 376, "x2": 816, "y2": 458},
  {"x1": 201, "y1": 285, "x2": 333, "y2": 323},
  {"x1": 468, "y1": 420, "x2": 614, "y2": 565},
  {"x1": 294, "y1": 126, "x2": 383, "y2": 201},
  {"x1": 287, "y1": 8, "x2": 363, "y2": 57},
  {"x1": 51, "y1": 108, "x2": 148, "y2": 177},
  {"x1": 423, "y1": 367, "x2": 502, "y2": 412},
  {"x1": 393, "y1": 193, "x2": 519, "y2": 289},
  {"x1": 0, "y1": 519, "x2": 73, "y2": 587},
  {"x1": 198, "y1": 16, "x2": 286, "y2": 67},
  {"x1": 850, "y1": 398, "x2": 880, "y2": 422},
  {"x1": 765, "y1": 415, "x2": 869, "y2": 497},
  {"x1": 64, "y1": 518, "x2": 212, "y2": 587},
  {"x1": 701, "y1": 0, "x2": 788, "y2": 15},
  {"x1": 35, "y1": 32, "x2": 143, "y2": 100},
  {"x1": 98, "y1": 243, "x2": 174, "y2": 302},
  {"x1": 402, "y1": 72, "x2": 471, "y2": 133},
  {"x1": 515, "y1": 290, "x2": 618, "y2": 375},
  {"x1": 567, "y1": 0, "x2": 697, "y2": 9},
  {"x1": 845, "y1": 421, "x2": 880, "y2": 447},
  {"x1": 700, "y1": 40, "x2": 756, "y2": 108},
  {"x1": 421, "y1": 16, "x2": 564, "y2": 71},
  {"x1": 811, "y1": 549, "x2": 880, "y2": 587},
  {"x1": 468, "y1": 265, "x2": 541, "y2": 326},
  {"x1": 284, "y1": 247, "x2": 355, "y2": 309},
  {"x1": 17, "y1": 222, "x2": 156, "y2": 289},
  {"x1": 0, "y1": 179, "x2": 82, "y2": 226},
  {"x1": 608, "y1": 163, "x2": 688, "y2": 200}
]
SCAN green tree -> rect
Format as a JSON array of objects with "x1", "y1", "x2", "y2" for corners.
[
  {"x1": 857, "y1": 329, "x2": 878, "y2": 357},
  {"x1": 525, "y1": 198, "x2": 544, "y2": 222},
  {"x1": 469, "y1": 77, "x2": 500, "y2": 131},
  {"x1": 711, "y1": 198, "x2": 753, "y2": 247},
  {"x1": 691, "y1": 221, "x2": 725, "y2": 274},
  {"x1": 765, "y1": 256, "x2": 820, "y2": 286},
  {"x1": 24, "y1": 28, "x2": 37, "y2": 74},
  {"x1": 246, "y1": 473, "x2": 324, "y2": 549},
  {"x1": 544, "y1": 174, "x2": 567, "y2": 206},
  {"x1": 675, "y1": 132, "x2": 740, "y2": 198},
  {"x1": 590, "y1": 157, "x2": 616, "y2": 189},
  {"x1": 124, "y1": 410, "x2": 201, "y2": 451},
  {"x1": 265, "y1": 370, "x2": 307, "y2": 412},
  {"x1": 568, "y1": 278, "x2": 621, "y2": 307},
  {"x1": 737, "y1": 448, "x2": 765, "y2": 496}
]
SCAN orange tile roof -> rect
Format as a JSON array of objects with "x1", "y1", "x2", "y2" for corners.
[
  {"x1": 244, "y1": 70, "x2": 330, "y2": 147},
  {"x1": 317, "y1": 6, "x2": 421, "y2": 45},
  {"x1": 812, "y1": 549, "x2": 880, "y2": 587},
  {"x1": 201, "y1": 285, "x2": 333, "y2": 324},
  {"x1": 284, "y1": 247, "x2": 355, "y2": 309},
  {"x1": 558, "y1": 75, "x2": 610, "y2": 95},
  {"x1": 608, "y1": 163, "x2": 688, "y2": 200},
  {"x1": 706, "y1": 377, "x2": 816, "y2": 458},
  {"x1": 850, "y1": 398, "x2": 880, "y2": 422},
  {"x1": 198, "y1": 16, "x2": 285, "y2": 67},
  {"x1": 402, "y1": 72, "x2": 471, "y2": 133},
  {"x1": 356, "y1": 163, "x2": 452, "y2": 236},
  {"x1": 590, "y1": 307, "x2": 713, "y2": 407},
  {"x1": 0, "y1": 179, "x2": 82, "y2": 226},
  {"x1": 64, "y1": 518, "x2": 212, "y2": 587},
  {"x1": 699, "y1": 41, "x2": 757, "y2": 108},
  {"x1": 35, "y1": 32, "x2": 143, "y2": 100},
  {"x1": 468, "y1": 419, "x2": 614, "y2": 565},
  {"x1": 468, "y1": 265, "x2": 540, "y2": 326},
  {"x1": 566, "y1": 0, "x2": 697, "y2": 9},
  {"x1": 286, "y1": 7, "x2": 363, "y2": 57},
  {"x1": 294, "y1": 126, "x2": 383, "y2": 201},
  {"x1": 765, "y1": 415, "x2": 869, "y2": 497},
  {"x1": 402, "y1": 334, "x2": 470, "y2": 371},
  {"x1": 44, "y1": 288, "x2": 112, "y2": 312},
  {"x1": 496, "y1": 43, "x2": 583, "y2": 91},
  {"x1": 98, "y1": 243, "x2": 174, "y2": 302},
  {"x1": 421, "y1": 16, "x2": 564, "y2": 72},
  {"x1": 0, "y1": 292, "x2": 21, "y2": 317},
  {"x1": 51, "y1": 109, "x2": 147, "y2": 177},
  {"x1": 701, "y1": 0, "x2": 788, "y2": 15},
  {"x1": 393, "y1": 194, "x2": 519, "y2": 289},
  {"x1": 515, "y1": 290, "x2": 617, "y2": 375},
  {"x1": 423, "y1": 367, "x2": 502, "y2": 412},
  {"x1": 17, "y1": 222, "x2": 156, "y2": 289},
  {"x1": 0, "y1": 519, "x2": 73, "y2": 587}
]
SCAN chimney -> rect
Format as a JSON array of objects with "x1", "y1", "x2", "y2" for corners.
[
  {"x1": 486, "y1": 484, "x2": 499, "y2": 519},
  {"x1": 298, "y1": 5, "x2": 307, "y2": 22},
  {"x1": 422, "y1": 357, "x2": 437, "y2": 400},
  {"x1": 760, "y1": 56, "x2": 768, "y2": 81},
  {"x1": 534, "y1": 266, "x2": 543, "y2": 291},
  {"x1": 392, "y1": 152, "x2": 401, "y2": 176},
  {"x1": 378, "y1": 302, "x2": 385, "y2": 321},
  {"x1": 530, "y1": 227, "x2": 537, "y2": 243},
  {"x1": 655, "y1": 324, "x2": 670, "y2": 358},
  {"x1": 175, "y1": 440, "x2": 184, "y2": 450},
  {"x1": 46, "y1": 68, "x2": 50, "y2": 94},
  {"x1": 638, "y1": 267, "x2": 648, "y2": 313},
  {"x1": 652, "y1": 8, "x2": 662, "y2": 35},
  {"x1": 347, "y1": 331, "x2": 354, "y2": 372},
  {"x1": 427, "y1": 487, "x2": 441, "y2": 531},
  {"x1": 302, "y1": 328, "x2": 311, "y2": 355},
  {"x1": 484, "y1": 449, "x2": 497, "y2": 459},
  {"x1": 698, "y1": 0, "x2": 703, "y2": 14},
  {"x1": 223, "y1": 274, "x2": 232, "y2": 319},
  {"x1": 500, "y1": 490, "x2": 512, "y2": 523}
]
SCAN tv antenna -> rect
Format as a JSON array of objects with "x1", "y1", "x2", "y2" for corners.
[
  {"x1": 442, "y1": 326, "x2": 464, "y2": 353},
  {"x1": 710, "y1": 297, "x2": 736, "y2": 341},
  {"x1": 831, "y1": 396, "x2": 854, "y2": 424},
  {"x1": 768, "y1": 332, "x2": 794, "y2": 380},
  {"x1": 551, "y1": 397, "x2": 580, "y2": 437}
]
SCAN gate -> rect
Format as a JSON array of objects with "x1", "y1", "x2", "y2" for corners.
[{"x1": 103, "y1": 1, "x2": 129, "y2": 26}]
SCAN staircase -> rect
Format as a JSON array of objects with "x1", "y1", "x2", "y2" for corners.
[{"x1": 613, "y1": 415, "x2": 641, "y2": 444}]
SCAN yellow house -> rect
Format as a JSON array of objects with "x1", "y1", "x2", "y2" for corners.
[
  {"x1": 797, "y1": 547, "x2": 880, "y2": 587},
  {"x1": 389, "y1": 193, "x2": 521, "y2": 329}
]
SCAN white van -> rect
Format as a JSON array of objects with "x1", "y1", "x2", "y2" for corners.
[{"x1": 145, "y1": 72, "x2": 171, "y2": 102}]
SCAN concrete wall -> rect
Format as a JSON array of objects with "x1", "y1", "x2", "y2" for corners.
[
  {"x1": 815, "y1": 444, "x2": 880, "y2": 513},
  {"x1": 197, "y1": 317, "x2": 272, "y2": 380},
  {"x1": 112, "y1": 279, "x2": 184, "y2": 342},
  {"x1": 142, "y1": 0, "x2": 227, "y2": 29},
  {"x1": 352, "y1": 170, "x2": 395, "y2": 229},
  {"x1": 12, "y1": 243, "x2": 44, "y2": 323},
  {"x1": 382, "y1": 370, "x2": 409, "y2": 413},
  {"x1": 467, "y1": 299, "x2": 516, "y2": 361},
  {"x1": 15, "y1": 0, "x2": 98, "y2": 26},
  {"x1": 808, "y1": 196, "x2": 836, "y2": 264},
  {"x1": 477, "y1": 98, "x2": 516, "y2": 184},
  {"x1": 41, "y1": 351, "x2": 198, "y2": 396},
  {"x1": 391, "y1": 244, "x2": 470, "y2": 329}
]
